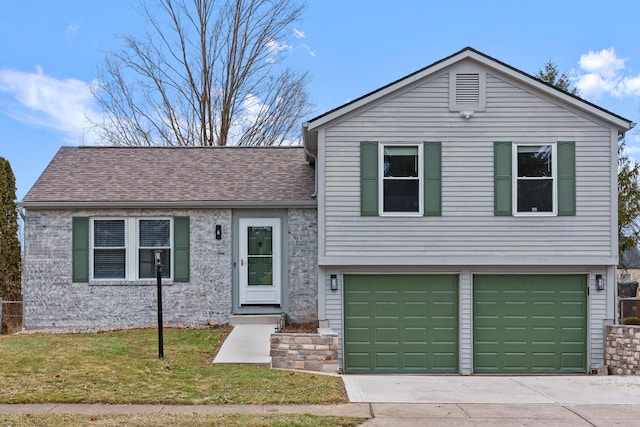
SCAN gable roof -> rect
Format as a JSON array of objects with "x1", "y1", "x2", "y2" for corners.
[
  {"x1": 303, "y1": 47, "x2": 635, "y2": 159},
  {"x1": 22, "y1": 146, "x2": 316, "y2": 208}
]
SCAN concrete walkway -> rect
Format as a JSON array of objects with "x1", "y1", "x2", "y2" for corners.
[{"x1": 212, "y1": 324, "x2": 275, "y2": 365}]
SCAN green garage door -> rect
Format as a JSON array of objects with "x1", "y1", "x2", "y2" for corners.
[
  {"x1": 474, "y1": 274, "x2": 587, "y2": 373},
  {"x1": 344, "y1": 274, "x2": 458, "y2": 374}
]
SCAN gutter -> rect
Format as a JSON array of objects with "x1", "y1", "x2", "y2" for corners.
[{"x1": 18, "y1": 200, "x2": 318, "y2": 210}]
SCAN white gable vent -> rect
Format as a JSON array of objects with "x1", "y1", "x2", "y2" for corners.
[
  {"x1": 449, "y1": 69, "x2": 486, "y2": 113},
  {"x1": 456, "y1": 73, "x2": 480, "y2": 105}
]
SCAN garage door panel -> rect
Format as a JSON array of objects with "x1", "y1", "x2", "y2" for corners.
[
  {"x1": 561, "y1": 327, "x2": 586, "y2": 344},
  {"x1": 405, "y1": 328, "x2": 427, "y2": 343},
  {"x1": 346, "y1": 327, "x2": 370, "y2": 344},
  {"x1": 375, "y1": 301, "x2": 398, "y2": 317},
  {"x1": 474, "y1": 274, "x2": 587, "y2": 374},
  {"x1": 432, "y1": 327, "x2": 456, "y2": 344},
  {"x1": 375, "y1": 353, "x2": 399, "y2": 370},
  {"x1": 404, "y1": 302, "x2": 427, "y2": 318},
  {"x1": 432, "y1": 301, "x2": 457, "y2": 317},
  {"x1": 561, "y1": 353, "x2": 585, "y2": 370},
  {"x1": 502, "y1": 328, "x2": 527, "y2": 344},
  {"x1": 345, "y1": 302, "x2": 370, "y2": 317},
  {"x1": 375, "y1": 328, "x2": 399, "y2": 344},
  {"x1": 531, "y1": 327, "x2": 555, "y2": 344},
  {"x1": 344, "y1": 274, "x2": 458, "y2": 374},
  {"x1": 475, "y1": 327, "x2": 498, "y2": 343}
]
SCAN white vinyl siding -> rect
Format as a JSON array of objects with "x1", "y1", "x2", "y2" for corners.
[{"x1": 321, "y1": 71, "x2": 614, "y2": 264}]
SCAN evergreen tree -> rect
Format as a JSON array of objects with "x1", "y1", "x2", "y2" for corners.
[
  {"x1": 0, "y1": 157, "x2": 21, "y2": 300},
  {"x1": 535, "y1": 60, "x2": 579, "y2": 95},
  {"x1": 618, "y1": 141, "x2": 640, "y2": 267}
]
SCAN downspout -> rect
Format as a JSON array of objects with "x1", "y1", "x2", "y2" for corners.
[
  {"x1": 302, "y1": 123, "x2": 318, "y2": 198},
  {"x1": 308, "y1": 151, "x2": 318, "y2": 199}
]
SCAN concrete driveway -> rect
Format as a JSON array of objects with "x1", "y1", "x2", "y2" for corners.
[
  {"x1": 343, "y1": 375, "x2": 640, "y2": 404},
  {"x1": 344, "y1": 375, "x2": 640, "y2": 426}
]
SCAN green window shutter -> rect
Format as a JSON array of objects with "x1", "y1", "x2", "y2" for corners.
[
  {"x1": 494, "y1": 141, "x2": 513, "y2": 216},
  {"x1": 557, "y1": 141, "x2": 576, "y2": 216},
  {"x1": 173, "y1": 216, "x2": 190, "y2": 282},
  {"x1": 360, "y1": 141, "x2": 379, "y2": 216},
  {"x1": 423, "y1": 141, "x2": 442, "y2": 216},
  {"x1": 72, "y1": 217, "x2": 89, "y2": 282}
]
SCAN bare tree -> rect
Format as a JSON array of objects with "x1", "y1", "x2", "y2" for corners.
[{"x1": 92, "y1": 0, "x2": 312, "y2": 146}]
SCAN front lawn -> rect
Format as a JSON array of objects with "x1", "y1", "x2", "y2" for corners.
[
  {"x1": 0, "y1": 414, "x2": 364, "y2": 427},
  {"x1": 0, "y1": 328, "x2": 346, "y2": 404}
]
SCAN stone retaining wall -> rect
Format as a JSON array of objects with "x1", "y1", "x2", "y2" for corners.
[
  {"x1": 270, "y1": 329, "x2": 338, "y2": 373},
  {"x1": 605, "y1": 325, "x2": 640, "y2": 375}
]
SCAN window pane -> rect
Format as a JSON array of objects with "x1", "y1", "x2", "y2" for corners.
[
  {"x1": 248, "y1": 226, "x2": 273, "y2": 256},
  {"x1": 248, "y1": 256, "x2": 273, "y2": 286},
  {"x1": 139, "y1": 249, "x2": 171, "y2": 279},
  {"x1": 94, "y1": 249, "x2": 126, "y2": 279},
  {"x1": 94, "y1": 220, "x2": 125, "y2": 247},
  {"x1": 383, "y1": 180, "x2": 419, "y2": 212},
  {"x1": 139, "y1": 220, "x2": 170, "y2": 247},
  {"x1": 384, "y1": 146, "x2": 418, "y2": 177},
  {"x1": 517, "y1": 179, "x2": 553, "y2": 212},
  {"x1": 518, "y1": 145, "x2": 552, "y2": 177}
]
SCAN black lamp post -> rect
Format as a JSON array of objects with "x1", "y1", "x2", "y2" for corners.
[{"x1": 154, "y1": 250, "x2": 164, "y2": 359}]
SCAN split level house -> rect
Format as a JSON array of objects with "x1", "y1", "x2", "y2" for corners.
[{"x1": 21, "y1": 47, "x2": 635, "y2": 374}]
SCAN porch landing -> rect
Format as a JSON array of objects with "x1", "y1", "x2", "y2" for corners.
[{"x1": 212, "y1": 315, "x2": 279, "y2": 366}]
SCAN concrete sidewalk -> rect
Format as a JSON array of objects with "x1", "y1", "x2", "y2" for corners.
[{"x1": 1, "y1": 402, "x2": 640, "y2": 426}]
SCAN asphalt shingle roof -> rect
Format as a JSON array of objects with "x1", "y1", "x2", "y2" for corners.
[{"x1": 22, "y1": 146, "x2": 315, "y2": 206}]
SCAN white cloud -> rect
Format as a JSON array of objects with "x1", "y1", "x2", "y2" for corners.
[
  {"x1": 301, "y1": 43, "x2": 316, "y2": 57},
  {"x1": 573, "y1": 47, "x2": 640, "y2": 99},
  {"x1": 265, "y1": 39, "x2": 292, "y2": 63},
  {"x1": 292, "y1": 28, "x2": 305, "y2": 39},
  {"x1": 0, "y1": 66, "x2": 100, "y2": 144},
  {"x1": 65, "y1": 24, "x2": 80, "y2": 41}
]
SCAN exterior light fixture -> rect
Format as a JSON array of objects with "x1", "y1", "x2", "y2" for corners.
[
  {"x1": 215, "y1": 224, "x2": 222, "y2": 240},
  {"x1": 154, "y1": 250, "x2": 164, "y2": 359},
  {"x1": 330, "y1": 274, "x2": 338, "y2": 291},
  {"x1": 595, "y1": 274, "x2": 605, "y2": 291}
]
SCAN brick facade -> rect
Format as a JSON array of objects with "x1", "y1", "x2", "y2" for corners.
[
  {"x1": 23, "y1": 207, "x2": 317, "y2": 329},
  {"x1": 287, "y1": 208, "x2": 318, "y2": 323},
  {"x1": 605, "y1": 325, "x2": 640, "y2": 375}
]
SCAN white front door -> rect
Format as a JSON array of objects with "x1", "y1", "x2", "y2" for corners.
[{"x1": 239, "y1": 218, "x2": 281, "y2": 305}]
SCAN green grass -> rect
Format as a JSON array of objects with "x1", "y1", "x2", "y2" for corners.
[
  {"x1": 0, "y1": 414, "x2": 365, "y2": 427},
  {"x1": 0, "y1": 328, "x2": 346, "y2": 404}
]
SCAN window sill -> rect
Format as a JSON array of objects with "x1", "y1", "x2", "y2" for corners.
[
  {"x1": 379, "y1": 213, "x2": 424, "y2": 217},
  {"x1": 89, "y1": 280, "x2": 174, "y2": 286},
  {"x1": 513, "y1": 212, "x2": 557, "y2": 217}
]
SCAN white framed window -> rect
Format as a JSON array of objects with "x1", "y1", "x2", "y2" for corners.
[
  {"x1": 379, "y1": 143, "x2": 423, "y2": 215},
  {"x1": 513, "y1": 143, "x2": 557, "y2": 215},
  {"x1": 90, "y1": 217, "x2": 173, "y2": 281}
]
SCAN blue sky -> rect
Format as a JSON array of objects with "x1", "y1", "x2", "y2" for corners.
[{"x1": 2, "y1": 0, "x2": 640, "y2": 200}]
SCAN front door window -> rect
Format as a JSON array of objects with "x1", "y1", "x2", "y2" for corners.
[
  {"x1": 239, "y1": 218, "x2": 281, "y2": 305},
  {"x1": 247, "y1": 226, "x2": 273, "y2": 286}
]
